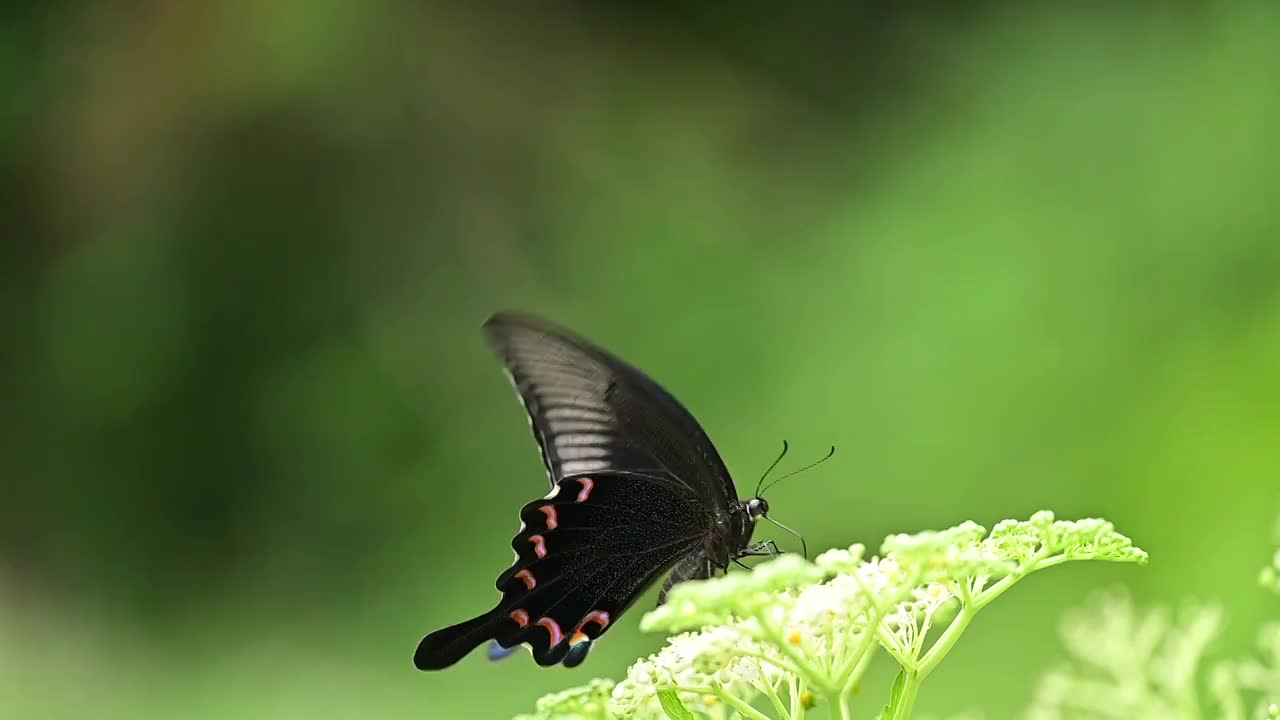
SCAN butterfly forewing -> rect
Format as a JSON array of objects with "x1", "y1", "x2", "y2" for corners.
[{"x1": 483, "y1": 313, "x2": 738, "y2": 514}]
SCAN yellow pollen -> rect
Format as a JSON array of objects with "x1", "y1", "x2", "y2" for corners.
[
  {"x1": 801, "y1": 691, "x2": 816, "y2": 709},
  {"x1": 786, "y1": 629, "x2": 803, "y2": 645},
  {"x1": 703, "y1": 695, "x2": 719, "y2": 707}
]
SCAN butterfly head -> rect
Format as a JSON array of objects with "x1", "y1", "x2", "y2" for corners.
[{"x1": 746, "y1": 496, "x2": 769, "y2": 519}]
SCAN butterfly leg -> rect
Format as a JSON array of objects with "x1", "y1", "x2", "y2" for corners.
[{"x1": 739, "y1": 540, "x2": 782, "y2": 558}]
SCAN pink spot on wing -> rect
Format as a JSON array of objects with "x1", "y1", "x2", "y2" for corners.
[
  {"x1": 579, "y1": 610, "x2": 611, "y2": 631},
  {"x1": 575, "y1": 477, "x2": 595, "y2": 503},
  {"x1": 536, "y1": 617, "x2": 564, "y2": 646},
  {"x1": 569, "y1": 610, "x2": 610, "y2": 646},
  {"x1": 529, "y1": 534, "x2": 547, "y2": 558},
  {"x1": 515, "y1": 569, "x2": 536, "y2": 589},
  {"x1": 538, "y1": 505, "x2": 559, "y2": 529},
  {"x1": 509, "y1": 609, "x2": 529, "y2": 627}
]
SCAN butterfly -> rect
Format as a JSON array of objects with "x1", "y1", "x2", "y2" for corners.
[{"x1": 413, "y1": 312, "x2": 813, "y2": 670}]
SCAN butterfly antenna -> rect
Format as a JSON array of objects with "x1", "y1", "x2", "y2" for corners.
[
  {"x1": 754, "y1": 440, "x2": 790, "y2": 497},
  {"x1": 763, "y1": 515, "x2": 808, "y2": 559},
  {"x1": 759, "y1": 445, "x2": 835, "y2": 497}
]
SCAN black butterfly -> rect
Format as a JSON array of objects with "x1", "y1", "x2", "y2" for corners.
[{"x1": 413, "y1": 313, "x2": 811, "y2": 670}]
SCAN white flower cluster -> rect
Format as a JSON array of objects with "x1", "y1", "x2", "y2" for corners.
[
  {"x1": 616, "y1": 543, "x2": 930, "y2": 718},
  {"x1": 610, "y1": 625, "x2": 782, "y2": 718},
  {"x1": 513, "y1": 678, "x2": 616, "y2": 720},
  {"x1": 879, "y1": 512, "x2": 1148, "y2": 668},
  {"x1": 881, "y1": 583, "x2": 956, "y2": 661},
  {"x1": 640, "y1": 554, "x2": 827, "y2": 635},
  {"x1": 785, "y1": 553, "x2": 914, "y2": 671},
  {"x1": 1029, "y1": 589, "x2": 1280, "y2": 720},
  {"x1": 983, "y1": 512, "x2": 1149, "y2": 567},
  {"x1": 1227, "y1": 623, "x2": 1280, "y2": 719},
  {"x1": 517, "y1": 512, "x2": 1149, "y2": 720},
  {"x1": 1027, "y1": 589, "x2": 1221, "y2": 720}
]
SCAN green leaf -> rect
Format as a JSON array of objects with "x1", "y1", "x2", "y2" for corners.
[
  {"x1": 881, "y1": 669, "x2": 907, "y2": 719},
  {"x1": 656, "y1": 689, "x2": 695, "y2": 720}
]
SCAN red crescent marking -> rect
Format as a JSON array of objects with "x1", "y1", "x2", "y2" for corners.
[
  {"x1": 569, "y1": 610, "x2": 611, "y2": 646},
  {"x1": 576, "y1": 477, "x2": 595, "y2": 503},
  {"x1": 538, "y1": 505, "x2": 559, "y2": 529},
  {"x1": 515, "y1": 569, "x2": 536, "y2": 589},
  {"x1": 529, "y1": 534, "x2": 547, "y2": 558},
  {"x1": 536, "y1": 617, "x2": 564, "y2": 646},
  {"x1": 508, "y1": 609, "x2": 529, "y2": 627},
  {"x1": 579, "y1": 610, "x2": 611, "y2": 631}
]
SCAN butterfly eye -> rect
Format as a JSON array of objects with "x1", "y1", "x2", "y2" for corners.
[{"x1": 748, "y1": 497, "x2": 769, "y2": 518}]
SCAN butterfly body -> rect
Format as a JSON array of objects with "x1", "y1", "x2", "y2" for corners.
[{"x1": 414, "y1": 313, "x2": 775, "y2": 670}]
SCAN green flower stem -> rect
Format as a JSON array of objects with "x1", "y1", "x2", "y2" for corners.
[
  {"x1": 664, "y1": 685, "x2": 773, "y2": 720},
  {"x1": 833, "y1": 689, "x2": 852, "y2": 720},
  {"x1": 878, "y1": 626, "x2": 915, "y2": 671},
  {"x1": 917, "y1": 563, "x2": 1027, "y2": 679},
  {"x1": 755, "y1": 678, "x2": 791, "y2": 720},
  {"x1": 789, "y1": 675, "x2": 806, "y2": 720},
  {"x1": 890, "y1": 671, "x2": 921, "y2": 720},
  {"x1": 916, "y1": 606, "x2": 974, "y2": 679},
  {"x1": 913, "y1": 612, "x2": 935, "y2": 657},
  {"x1": 974, "y1": 553, "x2": 1070, "y2": 609},
  {"x1": 918, "y1": 552, "x2": 1076, "y2": 679},
  {"x1": 712, "y1": 688, "x2": 773, "y2": 720},
  {"x1": 841, "y1": 639, "x2": 878, "y2": 692},
  {"x1": 832, "y1": 623, "x2": 880, "y2": 684},
  {"x1": 836, "y1": 684, "x2": 854, "y2": 720},
  {"x1": 759, "y1": 614, "x2": 835, "y2": 691},
  {"x1": 734, "y1": 647, "x2": 806, "y2": 679}
]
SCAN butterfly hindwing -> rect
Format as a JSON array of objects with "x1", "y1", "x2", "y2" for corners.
[
  {"x1": 500, "y1": 473, "x2": 703, "y2": 665},
  {"x1": 414, "y1": 472, "x2": 703, "y2": 669}
]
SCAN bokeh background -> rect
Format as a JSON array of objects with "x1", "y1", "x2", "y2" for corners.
[{"x1": 4, "y1": 2, "x2": 1279, "y2": 718}]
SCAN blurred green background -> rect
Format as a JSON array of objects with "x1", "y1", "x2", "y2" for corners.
[{"x1": 4, "y1": 2, "x2": 1279, "y2": 718}]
